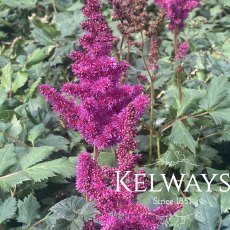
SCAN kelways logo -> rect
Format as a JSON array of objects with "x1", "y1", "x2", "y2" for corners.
[{"x1": 116, "y1": 172, "x2": 230, "y2": 193}]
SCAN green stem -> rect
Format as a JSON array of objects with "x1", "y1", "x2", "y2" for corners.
[
  {"x1": 174, "y1": 27, "x2": 183, "y2": 102},
  {"x1": 52, "y1": 0, "x2": 57, "y2": 13},
  {"x1": 1, "y1": 131, "x2": 29, "y2": 147},
  {"x1": 157, "y1": 134, "x2": 161, "y2": 160},
  {"x1": 159, "y1": 111, "x2": 209, "y2": 134},
  {"x1": 93, "y1": 145, "x2": 99, "y2": 162},
  {"x1": 118, "y1": 36, "x2": 125, "y2": 62},
  {"x1": 177, "y1": 65, "x2": 183, "y2": 102},
  {"x1": 141, "y1": 32, "x2": 155, "y2": 163},
  {"x1": 149, "y1": 77, "x2": 154, "y2": 163},
  {"x1": 197, "y1": 132, "x2": 221, "y2": 142},
  {"x1": 29, "y1": 212, "x2": 52, "y2": 229}
]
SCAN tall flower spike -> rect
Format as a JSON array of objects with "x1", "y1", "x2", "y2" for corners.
[
  {"x1": 40, "y1": 0, "x2": 148, "y2": 150},
  {"x1": 77, "y1": 103, "x2": 182, "y2": 229},
  {"x1": 155, "y1": 0, "x2": 200, "y2": 30}
]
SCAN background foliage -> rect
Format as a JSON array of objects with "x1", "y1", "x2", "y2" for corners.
[{"x1": 0, "y1": 0, "x2": 230, "y2": 229}]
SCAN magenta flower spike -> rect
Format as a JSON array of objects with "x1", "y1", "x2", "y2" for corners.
[
  {"x1": 77, "y1": 104, "x2": 182, "y2": 230},
  {"x1": 176, "y1": 41, "x2": 190, "y2": 60},
  {"x1": 39, "y1": 0, "x2": 148, "y2": 150},
  {"x1": 155, "y1": 0, "x2": 200, "y2": 30}
]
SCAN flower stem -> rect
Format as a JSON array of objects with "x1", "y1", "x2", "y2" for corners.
[
  {"x1": 174, "y1": 27, "x2": 183, "y2": 102},
  {"x1": 140, "y1": 32, "x2": 155, "y2": 163},
  {"x1": 149, "y1": 76, "x2": 155, "y2": 163},
  {"x1": 159, "y1": 111, "x2": 209, "y2": 134},
  {"x1": 93, "y1": 145, "x2": 99, "y2": 162},
  {"x1": 177, "y1": 64, "x2": 183, "y2": 102},
  {"x1": 157, "y1": 134, "x2": 161, "y2": 160}
]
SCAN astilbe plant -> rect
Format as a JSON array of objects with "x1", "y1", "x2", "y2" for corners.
[
  {"x1": 155, "y1": 0, "x2": 200, "y2": 102},
  {"x1": 155, "y1": 0, "x2": 200, "y2": 30},
  {"x1": 40, "y1": 0, "x2": 182, "y2": 228},
  {"x1": 39, "y1": 0, "x2": 148, "y2": 152},
  {"x1": 77, "y1": 104, "x2": 182, "y2": 230}
]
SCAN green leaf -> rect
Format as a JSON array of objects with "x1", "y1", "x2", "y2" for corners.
[
  {"x1": 0, "y1": 157, "x2": 75, "y2": 191},
  {"x1": 26, "y1": 48, "x2": 46, "y2": 68},
  {"x1": 98, "y1": 151, "x2": 116, "y2": 167},
  {"x1": 12, "y1": 71, "x2": 28, "y2": 93},
  {"x1": 194, "y1": 193, "x2": 221, "y2": 230},
  {"x1": 199, "y1": 76, "x2": 229, "y2": 110},
  {"x1": 50, "y1": 197, "x2": 99, "y2": 230},
  {"x1": 32, "y1": 29, "x2": 55, "y2": 46},
  {"x1": 17, "y1": 194, "x2": 40, "y2": 226},
  {"x1": 170, "y1": 204, "x2": 198, "y2": 229},
  {"x1": 169, "y1": 121, "x2": 197, "y2": 153},
  {"x1": 206, "y1": 167, "x2": 230, "y2": 183},
  {"x1": 54, "y1": 11, "x2": 84, "y2": 37},
  {"x1": 0, "y1": 144, "x2": 16, "y2": 176},
  {"x1": 27, "y1": 124, "x2": 47, "y2": 145},
  {"x1": 37, "y1": 134, "x2": 69, "y2": 151},
  {"x1": 24, "y1": 77, "x2": 41, "y2": 102},
  {"x1": 0, "y1": 197, "x2": 17, "y2": 224},
  {"x1": 177, "y1": 88, "x2": 204, "y2": 116},
  {"x1": 223, "y1": 214, "x2": 230, "y2": 227},
  {"x1": 221, "y1": 192, "x2": 230, "y2": 213},
  {"x1": 20, "y1": 146, "x2": 55, "y2": 169},
  {"x1": 9, "y1": 115, "x2": 22, "y2": 139},
  {"x1": 1, "y1": 62, "x2": 13, "y2": 92},
  {"x1": 50, "y1": 196, "x2": 86, "y2": 219},
  {"x1": 209, "y1": 108, "x2": 230, "y2": 125},
  {"x1": 1, "y1": 0, "x2": 37, "y2": 8}
]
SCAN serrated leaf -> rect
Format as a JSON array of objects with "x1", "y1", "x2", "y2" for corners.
[
  {"x1": 54, "y1": 11, "x2": 84, "y2": 37},
  {"x1": 17, "y1": 194, "x2": 40, "y2": 226},
  {"x1": 50, "y1": 196, "x2": 86, "y2": 220},
  {"x1": 77, "y1": 201, "x2": 99, "y2": 222},
  {"x1": 12, "y1": 71, "x2": 28, "y2": 93},
  {"x1": 28, "y1": 124, "x2": 47, "y2": 145},
  {"x1": 177, "y1": 88, "x2": 204, "y2": 116},
  {"x1": 1, "y1": 62, "x2": 13, "y2": 92},
  {"x1": 221, "y1": 192, "x2": 230, "y2": 213},
  {"x1": 38, "y1": 134, "x2": 69, "y2": 151},
  {"x1": 1, "y1": 0, "x2": 37, "y2": 8},
  {"x1": 0, "y1": 157, "x2": 75, "y2": 191},
  {"x1": 22, "y1": 157, "x2": 75, "y2": 182},
  {"x1": 20, "y1": 146, "x2": 55, "y2": 169},
  {"x1": 199, "y1": 76, "x2": 229, "y2": 110},
  {"x1": 209, "y1": 108, "x2": 230, "y2": 125},
  {"x1": 0, "y1": 144, "x2": 16, "y2": 175},
  {"x1": 194, "y1": 193, "x2": 221, "y2": 230},
  {"x1": 169, "y1": 121, "x2": 197, "y2": 153},
  {"x1": 26, "y1": 48, "x2": 46, "y2": 68},
  {"x1": 50, "y1": 197, "x2": 99, "y2": 230},
  {"x1": 170, "y1": 204, "x2": 197, "y2": 229},
  {"x1": 24, "y1": 77, "x2": 41, "y2": 102},
  {"x1": 206, "y1": 167, "x2": 230, "y2": 183},
  {"x1": 9, "y1": 115, "x2": 22, "y2": 139},
  {"x1": 0, "y1": 197, "x2": 17, "y2": 224},
  {"x1": 32, "y1": 29, "x2": 55, "y2": 46}
]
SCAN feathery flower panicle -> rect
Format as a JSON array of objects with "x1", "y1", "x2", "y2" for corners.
[
  {"x1": 155, "y1": 0, "x2": 200, "y2": 30},
  {"x1": 41, "y1": 0, "x2": 182, "y2": 228},
  {"x1": 77, "y1": 104, "x2": 182, "y2": 229},
  {"x1": 40, "y1": 0, "x2": 148, "y2": 150},
  {"x1": 176, "y1": 41, "x2": 190, "y2": 60}
]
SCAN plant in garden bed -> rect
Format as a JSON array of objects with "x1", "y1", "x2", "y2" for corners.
[
  {"x1": 40, "y1": 0, "x2": 182, "y2": 228},
  {"x1": 0, "y1": 0, "x2": 230, "y2": 229}
]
